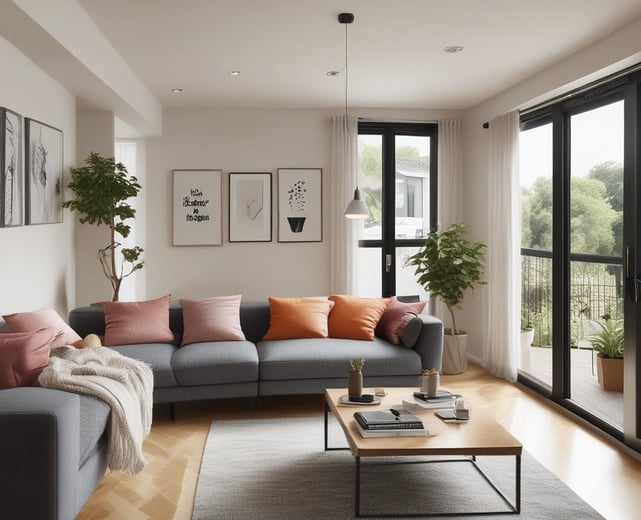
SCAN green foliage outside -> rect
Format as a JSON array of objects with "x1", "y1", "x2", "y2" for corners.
[
  {"x1": 63, "y1": 152, "x2": 144, "y2": 302},
  {"x1": 522, "y1": 161, "x2": 624, "y2": 347},
  {"x1": 591, "y1": 319, "x2": 624, "y2": 359}
]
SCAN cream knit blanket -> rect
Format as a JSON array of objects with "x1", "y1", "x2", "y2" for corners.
[{"x1": 38, "y1": 346, "x2": 154, "y2": 474}]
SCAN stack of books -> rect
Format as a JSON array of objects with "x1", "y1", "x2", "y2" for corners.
[
  {"x1": 353, "y1": 408, "x2": 429, "y2": 437},
  {"x1": 402, "y1": 389, "x2": 461, "y2": 411}
]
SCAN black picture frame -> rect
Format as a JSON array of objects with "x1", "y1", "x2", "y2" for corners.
[
  {"x1": 25, "y1": 117, "x2": 63, "y2": 225},
  {"x1": 0, "y1": 107, "x2": 23, "y2": 227}
]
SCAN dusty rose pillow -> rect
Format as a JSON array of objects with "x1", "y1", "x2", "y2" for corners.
[
  {"x1": 375, "y1": 298, "x2": 426, "y2": 346},
  {"x1": 0, "y1": 327, "x2": 57, "y2": 388},
  {"x1": 101, "y1": 294, "x2": 174, "y2": 346},
  {"x1": 3, "y1": 308, "x2": 82, "y2": 348},
  {"x1": 179, "y1": 295, "x2": 246, "y2": 346}
]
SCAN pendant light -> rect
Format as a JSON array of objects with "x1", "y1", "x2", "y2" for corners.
[{"x1": 339, "y1": 12, "x2": 369, "y2": 220}]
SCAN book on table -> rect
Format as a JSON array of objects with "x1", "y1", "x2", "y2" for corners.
[
  {"x1": 404, "y1": 390, "x2": 462, "y2": 410},
  {"x1": 353, "y1": 419, "x2": 430, "y2": 438},
  {"x1": 354, "y1": 408, "x2": 424, "y2": 430}
]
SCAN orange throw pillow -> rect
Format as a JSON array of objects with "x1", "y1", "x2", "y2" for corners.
[
  {"x1": 263, "y1": 297, "x2": 335, "y2": 340},
  {"x1": 328, "y1": 295, "x2": 389, "y2": 340}
]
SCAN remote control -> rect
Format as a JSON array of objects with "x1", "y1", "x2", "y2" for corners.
[{"x1": 349, "y1": 394, "x2": 374, "y2": 403}]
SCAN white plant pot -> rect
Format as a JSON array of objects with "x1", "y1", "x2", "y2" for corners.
[
  {"x1": 442, "y1": 333, "x2": 467, "y2": 375},
  {"x1": 520, "y1": 328, "x2": 534, "y2": 355}
]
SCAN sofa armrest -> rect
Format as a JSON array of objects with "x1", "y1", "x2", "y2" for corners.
[
  {"x1": 0, "y1": 387, "x2": 81, "y2": 520},
  {"x1": 412, "y1": 314, "x2": 443, "y2": 371}
]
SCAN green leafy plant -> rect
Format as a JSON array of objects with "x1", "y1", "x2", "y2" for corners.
[
  {"x1": 591, "y1": 319, "x2": 624, "y2": 359},
  {"x1": 405, "y1": 223, "x2": 486, "y2": 335},
  {"x1": 349, "y1": 358, "x2": 365, "y2": 371},
  {"x1": 62, "y1": 152, "x2": 144, "y2": 302}
]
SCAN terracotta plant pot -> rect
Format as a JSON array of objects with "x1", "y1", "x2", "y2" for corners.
[{"x1": 596, "y1": 356, "x2": 624, "y2": 392}]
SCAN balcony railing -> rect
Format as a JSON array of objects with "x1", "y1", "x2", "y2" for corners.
[{"x1": 521, "y1": 251, "x2": 623, "y2": 347}]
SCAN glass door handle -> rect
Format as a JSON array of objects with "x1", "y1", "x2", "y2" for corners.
[{"x1": 385, "y1": 254, "x2": 392, "y2": 273}]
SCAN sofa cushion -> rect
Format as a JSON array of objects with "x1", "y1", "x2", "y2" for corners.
[
  {"x1": 257, "y1": 337, "x2": 422, "y2": 381},
  {"x1": 108, "y1": 343, "x2": 178, "y2": 387},
  {"x1": 172, "y1": 341, "x2": 259, "y2": 386},
  {"x1": 0, "y1": 328, "x2": 57, "y2": 388},
  {"x1": 101, "y1": 295, "x2": 175, "y2": 346},
  {"x1": 375, "y1": 298, "x2": 426, "y2": 346},
  {"x1": 263, "y1": 297, "x2": 334, "y2": 340},
  {"x1": 328, "y1": 295, "x2": 389, "y2": 340},
  {"x1": 180, "y1": 295, "x2": 245, "y2": 345},
  {"x1": 3, "y1": 308, "x2": 82, "y2": 348},
  {"x1": 78, "y1": 395, "x2": 110, "y2": 467}
]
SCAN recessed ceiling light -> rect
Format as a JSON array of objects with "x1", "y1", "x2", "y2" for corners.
[
  {"x1": 327, "y1": 70, "x2": 340, "y2": 77},
  {"x1": 170, "y1": 88, "x2": 184, "y2": 94},
  {"x1": 228, "y1": 70, "x2": 241, "y2": 76},
  {"x1": 444, "y1": 45, "x2": 464, "y2": 53}
]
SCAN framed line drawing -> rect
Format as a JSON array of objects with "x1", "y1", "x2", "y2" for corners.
[
  {"x1": 25, "y1": 118, "x2": 63, "y2": 225},
  {"x1": 173, "y1": 169, "x2": 222, "y2": 246},
  {"x1": 228, "y1": 172, "x2": 272, "y2": 242},
  {"x1": 0, "y1": 107, "x2": 23, "y2": 227},
  {"x1": 277, "y1": 168, "x2": 322, "y2": 242}
]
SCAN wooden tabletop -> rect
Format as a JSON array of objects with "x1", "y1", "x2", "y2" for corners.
[{"x1": 325, "y1": 387, "x2": 523, "y2": 458}]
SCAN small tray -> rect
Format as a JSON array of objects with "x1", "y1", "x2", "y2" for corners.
[{"x1": 338, "y1": 394, "x2": 382, "y2": 406}]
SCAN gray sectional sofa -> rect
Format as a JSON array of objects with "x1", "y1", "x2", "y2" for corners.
[
  {"x1": 68, "y1": 300, "x2": 444, "y2": 404},
  {"x1": 0, "y1": 299, "x2": 443, "y2": 520}
]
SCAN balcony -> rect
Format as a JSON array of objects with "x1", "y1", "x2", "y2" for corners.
[{"x1": 520, "y1": 253, "x2": 624, "y2": 431}]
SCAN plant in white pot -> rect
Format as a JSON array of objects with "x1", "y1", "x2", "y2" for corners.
[{"x1": 405, "y1": 223, "x2": 486, "y2": 374}]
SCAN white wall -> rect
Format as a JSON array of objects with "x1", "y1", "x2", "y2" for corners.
[
  {"x1": 143, "y1": 107, "x2": 457, "y2": 301},
  {"x1": 0, "y1": 35, "x2": 76, "y2": 317},
  {"x1": 460, "y1": 16, "x2": 641, "y2": 362}
]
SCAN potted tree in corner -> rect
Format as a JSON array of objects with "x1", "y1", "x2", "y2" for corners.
[
  {"x1": 405, "y1": 223, "x2": 486, "y2": 374},
  {"x1": 63, "y1": 152, "x2": 144, "y2": 302},
  {"x1": 591, "y1": 318, "x2": 624, "y2": 392}
]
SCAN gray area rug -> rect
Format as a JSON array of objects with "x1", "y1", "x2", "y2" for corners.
[{"x1": 192, "y1": 416, "x2": 604, "y2": 519}]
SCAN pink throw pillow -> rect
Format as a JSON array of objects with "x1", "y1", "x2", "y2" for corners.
[
  {"x1": 375, "y1": 298, "x2": 426, "y2": 345},
  {"x1": 0, "y1": 327, "x2": 56, "y2": 388},
  {"x1": 3, "y1": 308, "x2": 82, "y2": 348},
  {"x1": 101, "y1": 294, "x2": 174, "y2": 346},
  {"x1": 179, "y1": 295, "x2": 246, "y2": 346}
]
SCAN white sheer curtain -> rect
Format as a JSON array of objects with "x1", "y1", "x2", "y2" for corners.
[
  {"x1": 330, "y1": 115, "x2": 359, "y2": 295},
  {"x1": 434, "y1": 119, "x2": 463, "y2": 328},
  {"x1": 483, "y1": 111, "x2": 520, "y2": 381},
  {"x1": 437, "y1": 120, "x2": 463, "y2": 231}
]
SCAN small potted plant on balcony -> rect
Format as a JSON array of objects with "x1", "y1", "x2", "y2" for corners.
[
  {"x1": 591, "y1": 318, "x2": 624, "y2": 392},
  {"x1": 405, "y1": 223, "x2": 486, "y2": 374},
  {"x1": 520, "y1": 314, "x2": 535, "y2": 356}
]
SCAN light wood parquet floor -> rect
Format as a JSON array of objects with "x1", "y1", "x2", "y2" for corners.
[{"x1": 76, "y1": 363, "x2": 641, "y2": 520}]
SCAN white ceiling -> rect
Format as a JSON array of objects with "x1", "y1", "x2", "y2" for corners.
[{"x1": 76, "y1": 0, "x2": 641, "y2": 111}]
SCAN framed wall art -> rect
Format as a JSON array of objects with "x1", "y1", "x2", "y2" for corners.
[
  {"x1": 228, "y1": 172, "x2": 272, "y2": 242},
  {"x1": 172, "y1": 169, "x2": 222, "y2": 246},
  {"x1": 25, "y1": 118, "x2": 63, "y2": 225},
  {"x1": 277, "y1": 168, "x2": 322, "y2": 242},
  {"x1": 0, "y1": 107, "x2": 23, "y2": 227}
]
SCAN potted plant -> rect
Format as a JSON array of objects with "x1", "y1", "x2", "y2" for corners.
[
  {"x1": 287, "y1": 180, "x2": 307, "y2": 233},
  {"x1": 348, "y1": 358, "x2": 365, "y2": 397},
  {"x1": 63, "y1": 152, "x2": 144, "y2": 302},
  {"x1": 405, "y1": 223, "x2": 486, "y2": 374},
  {"x1": 591, "y1": 318, "x2": 624, "y2": 391},
  {"x1": 520, "y1": 314, "x2": 535, "y2": 356}
]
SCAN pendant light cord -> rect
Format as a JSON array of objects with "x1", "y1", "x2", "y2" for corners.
[{"x1": 344, "y1": 21, "x2": 349, "y2": 120}]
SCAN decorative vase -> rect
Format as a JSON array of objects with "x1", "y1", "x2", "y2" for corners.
[
  {"x1": 287, "y1": 216, "x2": 306, "y2": 233},
  {"x1": 348, "y1": 370, "x2": 363, "y2": 397}
]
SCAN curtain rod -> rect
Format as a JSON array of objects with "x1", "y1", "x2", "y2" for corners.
[
  {"x1": 482, "y1": 60, "x2": 641, "y2": 129},
  {"x1": 358, "y1": 117, "x2": 439, "y2": 124}
]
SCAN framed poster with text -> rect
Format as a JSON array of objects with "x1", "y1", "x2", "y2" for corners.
[{"x1": 172, "y1": 169, "x2": 222, "y2": 246}]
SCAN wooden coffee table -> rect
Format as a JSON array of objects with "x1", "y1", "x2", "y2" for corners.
[{"x1": 324, "y1": 387, "x2": 523, "y2": 517}]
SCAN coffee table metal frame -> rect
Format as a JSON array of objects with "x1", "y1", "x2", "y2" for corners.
[{"x1": 324, "y1": 388, "x2": 522, "y2": 518}]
